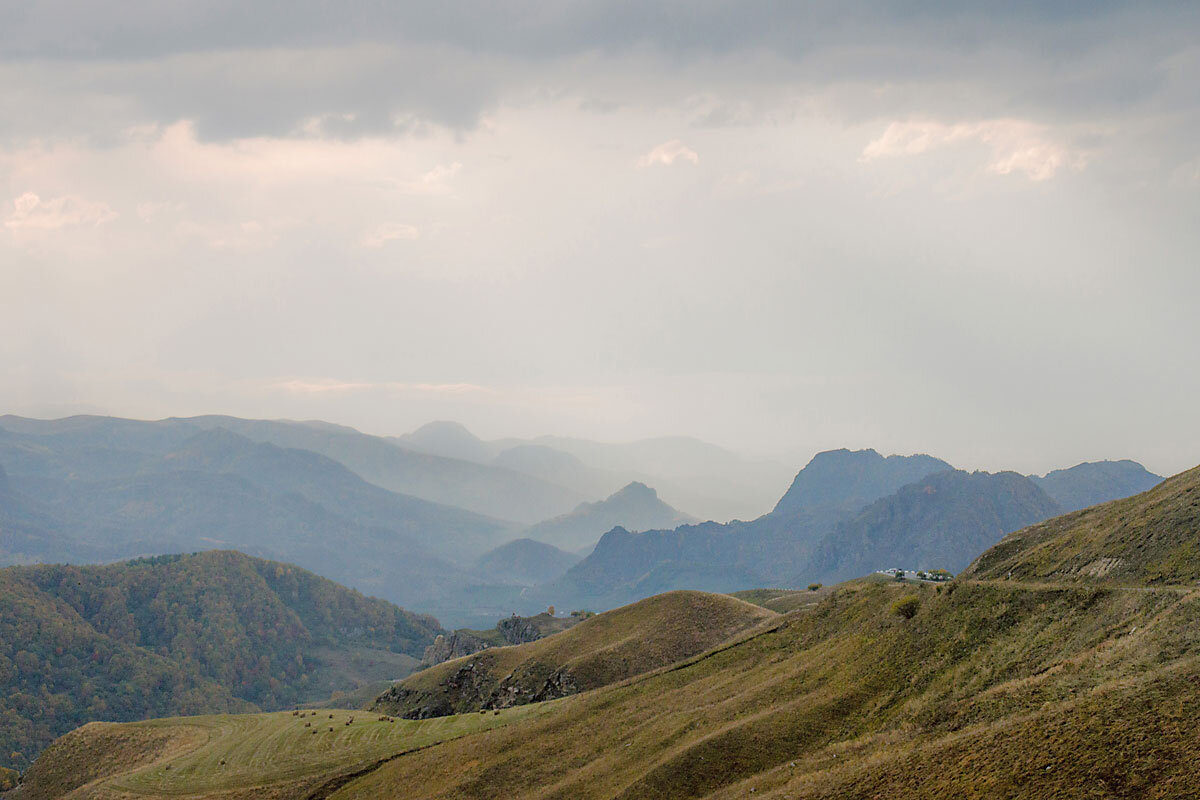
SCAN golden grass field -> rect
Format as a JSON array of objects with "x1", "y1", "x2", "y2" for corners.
[{"x1": 11, "y1": 704, "x2": 549, "y2": 800}]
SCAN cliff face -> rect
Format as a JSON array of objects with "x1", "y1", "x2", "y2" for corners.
[
  {"x1": 419, "y1": 611, "x2": 583, "y2": 668},
  {"x1": 421, "y1": 631, "x2": 490, "y2": 666}
]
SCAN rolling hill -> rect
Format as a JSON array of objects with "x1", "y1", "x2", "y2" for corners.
[
  {"x1": 0, "y1": 551, "x2": 444, "y2": 772},
  {"x1": 11, "y1": 464, "x2": 1200, "y2": 798},
  {"x1": 963, "y1": 462, "x2": 1200, "y2": 584},
  {"x1": 372, "y1": 591, "x2": 775, "y2": 719}
]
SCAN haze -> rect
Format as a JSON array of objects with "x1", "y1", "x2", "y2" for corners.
[{"x1": 2, "y1": 2, "x2": 1197, "y2": 477}]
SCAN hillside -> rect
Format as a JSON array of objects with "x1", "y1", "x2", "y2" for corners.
[
  {"x1": 806, "y1": 469, "x2": 1062, "y2": 582},
  {"x1": 373, "y1": 591, "x2": 775, "y2": 719},
  {"x1": 1032, "y1": 459, "x2": 1163, "y2": 512},
  {"x1": 544, "y1": 454, "x2": 1154, "y2": 612},
  {"x1": 421, "y1": 610, "x2": 584, "y2": 667},
  {"x1": 7, "y1": 706, "x2": 546, "y2": 800},
  {"x1": 963, "y1": 463, "x2": 1200, "y2": 584},
  {"x1": 523, "y1": 481, "x2": 697, "y2": 553},
  {"x1": 15, "y1": 465, "x2": 1200, "y2": 797},
  {"x1": 473, "y1": 538, "x2": 582, "y2": 586},
  {"x1": 0, "y1": 551, "x2": 443, "y2": 772}
]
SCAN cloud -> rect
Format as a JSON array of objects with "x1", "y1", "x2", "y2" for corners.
[
  {"x1": 362, "y1": 222, "x2": 420, "y2": 248},
  {"x1": 272, "y1": 379, "x2": 376, "y2": 394},
  {"x1": 273, "y1": 378, "x2": 493, "y2": 395},
  {"x1": 860, "y1": 118, "x2": 1083, "y2": 181},
  {"x1": 638, "y1": 139, "x2": 699, "y2": 168},
  {"x1": 406, "y1": 382, "x2": 494, "y2": 395},
  {"x1": 4, "y1": 192, "x2": 117, "y2": 229}
]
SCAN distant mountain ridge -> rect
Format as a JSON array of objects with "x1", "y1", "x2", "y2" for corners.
[
  {"x1": 1032, "y1": 459, "x2": 1162, "y2": 512},
  {"x1": 806, "y1": 469, "x2": 1062, "y2": 583},
  {"x1": 964, "y1": 463, "x2": 1200, "y2": 584},
  {"x1": 772, "y1": 448, "x2": 953, "y2": 516},
  {"x1": 522, "y1": 481, "x2": 697, "y2": 553},
  {"x1": 0, "y1": 422, "x2": 517, "y2": 616},
  {"x1": 537, "y1": 449, "x2": 1157, "y2": 611},
  {"x1": 473, "y1": 539, "x2": 582, "y2": 587},
  {"x1": 396, "y1": 420, "x2": 792, "y2": 522}
]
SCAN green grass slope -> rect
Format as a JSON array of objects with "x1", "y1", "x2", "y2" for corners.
[
  {"x1": 372, "y1": 590, "x2": 776, "y2": 719},
  {"x1": 962, "y1": 463, "x2": 1200, "y2": 584}
]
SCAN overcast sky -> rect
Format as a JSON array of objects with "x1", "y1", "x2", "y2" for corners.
[{"x1": 1, "y1": 1, "x2": 1197, "y2": 476}]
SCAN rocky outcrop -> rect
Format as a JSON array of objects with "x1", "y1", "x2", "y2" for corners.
[
  {"x1": 420, "y1": 612, "x2": 582, "y2": 668},
  {"x1": 420, "y1": 631, "x2": 489, "y2": 667},
  {"x1": 374, "y1": 656, "x2": 581, "y2": 719},
  {"x1": 495, "y1": 614, "x2": 547, "y2": 645}
]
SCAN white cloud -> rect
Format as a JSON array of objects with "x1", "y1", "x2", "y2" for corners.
[
  {"x1": 362, "y1": 222, "x2": 420, "y2": 247},
  {"x1": 637, "y1": 139, "x2": 699, "y2": 168},
  {"x1": 861, "y1": 119, "x2": 1083, "y2": 181},
  {"x1": 4, "y1": 192, "x2": 117, "y2": 230}
]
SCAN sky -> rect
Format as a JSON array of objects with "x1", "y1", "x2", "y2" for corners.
[{"x1": 1, "y1": 1, "x2": 1198, "y2": 477}]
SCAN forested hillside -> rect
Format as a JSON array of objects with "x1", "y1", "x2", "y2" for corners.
[{"x1": 0, "y1": 551, "x2": 443, "y2": 771}]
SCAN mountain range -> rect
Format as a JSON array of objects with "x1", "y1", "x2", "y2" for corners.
[
  {"x1": 396, "y1": 420, "x2": 795, "y2": 522},
  {"x1": 12, "y1": 462, "x2": 1198, "y2": 798},
  {"x1": 539, "y1": 449, "x2": 1162, "y2": 611},
  {"x1": 521, "y1": 481, "x2": 696, "y2": 553},
  {"x1": 0, "y1": 414, "x2": 1165, "y2": 628}
]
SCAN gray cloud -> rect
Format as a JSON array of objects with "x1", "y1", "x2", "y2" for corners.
[
  {"x1": 1, "y1": 2, "x2": 1198, "y2": 142},
  {"x1": 1, "y1": 1, "x2": 1198, "y2": 478}
]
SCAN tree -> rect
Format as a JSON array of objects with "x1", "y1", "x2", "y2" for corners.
[{"x1": 807, "y1": 583, "x2": 821, "y2": 592}]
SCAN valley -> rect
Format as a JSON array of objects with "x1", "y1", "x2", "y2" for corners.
[{"x1": 5, "y1": 464, "x2": 1197, "y2": 798}]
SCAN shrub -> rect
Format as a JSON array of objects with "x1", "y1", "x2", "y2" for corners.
[
  {"x1": 807, "y1": 583, "x2": 821, "y2": 592},
  {"x1": 891, "y1": 595, "x2": 920, "y2": 620}
]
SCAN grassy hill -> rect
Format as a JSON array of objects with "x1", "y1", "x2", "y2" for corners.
[
  {"x1": 13, "y1": 465, "x2": 1198, "y2": 799},
  {"x1": 372, "y1": 591, "x2": 775, "y2": 719},
  {"x1": 8, "y1": 706, "x2": 547, "y2": 800},
  {"x1": 963, "y1": 463, "x2": 1200, "y2": 584},
  {"x1": 0, "y1": 551, "x2": 443, "y2": 771}
]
